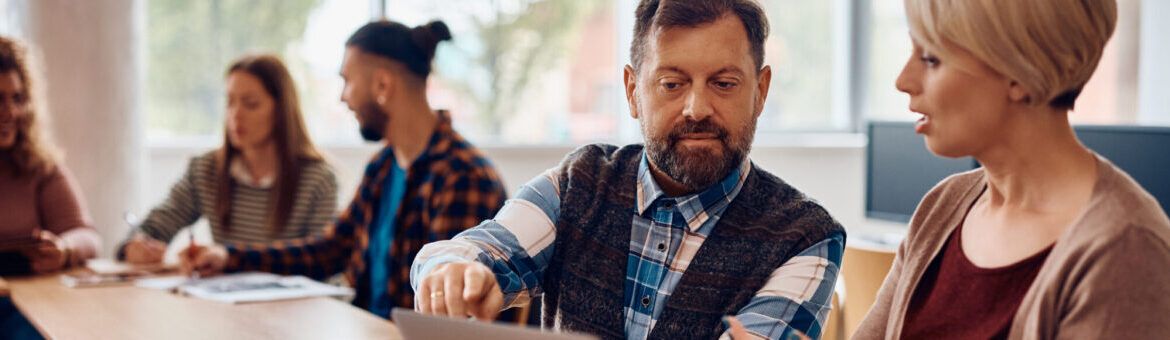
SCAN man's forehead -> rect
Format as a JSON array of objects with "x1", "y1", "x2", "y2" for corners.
[
  {"x1": 644, "y1": 20, "x2": 756, "y2": 76},
  {"x1": 645, "y1": 28, "x2": 753, "y2": 75},
  {"x1": 341, "y1": 47, "x2": 366, "y2": 67}
]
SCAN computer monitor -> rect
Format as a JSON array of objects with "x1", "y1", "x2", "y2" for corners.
[
  {"x1": 1075, "y1": 125, "x2": 1170, "y2": 215},
  {"x1": 866, "y1": 121, "x2": 977, "y2": 223},
  {"x1": 866, "y1": 121, "x2": 1170, "y2": 223}
]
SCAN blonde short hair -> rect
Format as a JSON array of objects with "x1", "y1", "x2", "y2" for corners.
[{"x1": 904, "y1": 0, "x2": 1117, "y2": 109}]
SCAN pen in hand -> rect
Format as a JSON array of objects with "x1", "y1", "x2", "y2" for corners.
[{"x1": 187, "y1": 231, "x2": 200, "y2": 280}]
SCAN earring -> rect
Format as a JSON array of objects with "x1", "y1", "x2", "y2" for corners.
[{"x1": 377, "y1": 96, "x2": 386, "y2": 105}]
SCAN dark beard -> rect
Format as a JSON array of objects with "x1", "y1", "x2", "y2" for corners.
[
  {"x1": 645, "y1": 119, "x2": 754, "y2": 192},
  {"x1": 357, "y1": 100, "x2": 389, "y2": 142}
]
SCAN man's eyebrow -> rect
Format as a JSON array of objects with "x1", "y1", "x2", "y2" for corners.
[
  {"x1": 652, "y1": 66, "x2": 687, "y2": 75},
  {"x1": 651, "y1": 65, "x2": 749, "y2": 77},
  {"x1": 712, "y1": 66, "x2": 747, "y2": 77}
]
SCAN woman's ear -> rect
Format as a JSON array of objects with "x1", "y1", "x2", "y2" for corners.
[{"x1": 1008, "y1": 80, "x2": 1032, "y2": 104}]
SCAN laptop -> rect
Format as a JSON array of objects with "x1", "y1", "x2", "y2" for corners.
[{"x1": 391, "y1": 308, "x2": 598, "y2": 340}]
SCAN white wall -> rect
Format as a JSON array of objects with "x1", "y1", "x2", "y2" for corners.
[{"x1": 25, "y1": 0, "x2": 145, "y2": 255}]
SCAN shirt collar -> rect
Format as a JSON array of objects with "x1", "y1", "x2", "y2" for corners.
[
  {"x1": 412, "y1": 109, "x2": 457, "y2": 167},
  {"x1": 365, "y1": 109, "x2": 456, "y2": 179},
  {"x1": 230, "y1": 158, "x2": 274, "y2": 188},
  {"x1": 635, "y1": 152, "x2": 751, "y2": 231}
]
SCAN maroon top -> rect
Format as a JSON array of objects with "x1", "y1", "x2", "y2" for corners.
[
  {"x1": 902, "y1": 222, "x2": 1053, "y2": 340},
  {"x1": 0, "y1": 165, "x2": 100, "y2": 260}
]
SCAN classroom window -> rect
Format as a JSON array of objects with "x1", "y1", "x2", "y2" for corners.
[
  {"x1": 385, "y1": 0, "x2": 625, "y2": 144},
  {"x1": 146, "y1": 0, "x2": 859, "y2": 146},
  {"x1": 755, "y1": 0, "x2": 844, "y2": 132},
  {"x1": 387, "y1": 0, "x2": 849, "y2": 144},
  {"x1": 145, "y1": 0, "x2": 1160, "y2": 147},
  {"x1": 863, "y1": 0, "x2": 1151, "y2": 127},
  {"x1": 145, "y1": 0, "x2": 372, "y2": 145}
]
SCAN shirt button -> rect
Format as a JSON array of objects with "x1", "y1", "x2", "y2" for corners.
[
  {"x1": 641, "y1": 295, "x2": 651, "y2": 307},
  {"x1": 657, "y1": 243, "x2": 666, "y2": 251}
]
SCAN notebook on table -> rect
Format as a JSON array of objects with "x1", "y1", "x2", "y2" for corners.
[{"x1": 135, "y1": 272, "x2": 354, "y2": 304}]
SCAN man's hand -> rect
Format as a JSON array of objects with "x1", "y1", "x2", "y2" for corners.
[
  {"x1": 123, "y1": 234, "x2": 167, "y2": 264},
  {"x1": 724, "y1": 316, "x2": 810, "y2": 340},
  {"x1": 726, "y1": 316, "x2": 752, "y2": 339},
  {"x1": 179, "y1": 244, "x2": 227, "y2": 277},
  {"x1": 416, "y1": 261, "x2": 504, "y2": 321},
  {"x1": 25, "y1": 230, "x2": 68, "y2": 273}
]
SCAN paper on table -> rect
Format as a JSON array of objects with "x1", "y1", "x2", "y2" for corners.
[
  {"x1": 59, "y1": 259, "x2": 178, "y2": 288},
  {"x1": 134, "y1": 275, "x2": 191, "y2": 290},
  {"x1": 85, "y1": 258, "x2": 174, "y2": 275},
  {"x1": 61, "y1": 272, "x2": 139, "y2": 288},
  {"x1": 172, "y1": 272, "x2": 353, "y2": 304}
]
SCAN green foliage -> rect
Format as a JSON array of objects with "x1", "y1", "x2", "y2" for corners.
[
  {"x1": 145, "y1": 0, "x2": 319, "y2": 137},
  {"x1": 435, "y1": 0, "x2": 608, "y2": 136}
]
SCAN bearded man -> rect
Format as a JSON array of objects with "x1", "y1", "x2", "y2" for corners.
[{"x1": 410, "y1": 1, "x2": 845, "y2": 339}]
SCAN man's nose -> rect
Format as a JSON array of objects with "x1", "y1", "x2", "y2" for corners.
[{"x1": 681, "y1": 87, "x2": 715, "y2": 122}]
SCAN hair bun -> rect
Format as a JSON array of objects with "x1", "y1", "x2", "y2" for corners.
[
  {"x1": 424, "y1": 21, "x2": 452, "y2": 42},
  {"x1": 410, "y1": 20, "x2": 452, "y2": 60}
]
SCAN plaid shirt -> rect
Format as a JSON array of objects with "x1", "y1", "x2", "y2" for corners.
[
  {"x1": 224, "y1": 110, "x2": 507, "y2": 312},
  {"x1": 413, "y1": 153, "x2": 843, "y2": 340}
]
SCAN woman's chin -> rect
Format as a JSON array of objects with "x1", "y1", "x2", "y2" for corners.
[{"x1": 924, "y1": 138, "x2": 972, "y2": 159}]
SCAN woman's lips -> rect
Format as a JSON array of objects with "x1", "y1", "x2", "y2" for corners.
[{"x1": 915, "y1": 114, "x2": 930, "y2": 134}]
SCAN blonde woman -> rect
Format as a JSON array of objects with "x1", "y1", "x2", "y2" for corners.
[
  {"x1": 853, "y1": 0, "x2": 1170, "y2": 339},
  {"x1": 0, "y1": 36, "x2": 101, "y2": 274}
]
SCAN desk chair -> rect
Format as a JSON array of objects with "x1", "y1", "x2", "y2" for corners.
[{"x1": 839, "y1": 245, "x2": 897, "y2": 338}]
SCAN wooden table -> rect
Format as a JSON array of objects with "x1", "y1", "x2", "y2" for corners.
[{"x1": 4, "y1": 274, "x2": 401, "y2": 339}]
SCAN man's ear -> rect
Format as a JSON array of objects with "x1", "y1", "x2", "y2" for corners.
[
  {"x1": 624, "y1": 65, "x2": 640, "y2": 119},
  {"x1": 1008, "y1": 80, "x2": 1031, "y2": 104},
  {"x1": 754, "y1": 65, "x2": 772, "y2": 119},
  {"x1": 372, "y1": 67, "x2": 397, "y2": 104}
]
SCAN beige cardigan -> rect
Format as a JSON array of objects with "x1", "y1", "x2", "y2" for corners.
[{"x1": 854, "y1": 156, "x2": 1170, "y2": 339}]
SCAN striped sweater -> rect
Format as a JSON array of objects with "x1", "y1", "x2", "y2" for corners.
[{"x1": 123, "y1": 151, "x2": 337, "y2": 247}]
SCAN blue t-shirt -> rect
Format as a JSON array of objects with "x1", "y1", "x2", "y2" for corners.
[{"x1": 367, "y1": 160, "x2": 406, "y2": 318}]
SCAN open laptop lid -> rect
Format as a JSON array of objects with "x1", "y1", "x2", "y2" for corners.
[{"x1": 391, "y1": 308, "x2": 598, "y2": 340}]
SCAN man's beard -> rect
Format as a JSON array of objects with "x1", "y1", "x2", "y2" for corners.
[
  {"x1": 357, "y1": 100, "x2": 389, "y2": 142},
  {"x1": 644, "y1": 118, "x2": 755, "y2": 192}
]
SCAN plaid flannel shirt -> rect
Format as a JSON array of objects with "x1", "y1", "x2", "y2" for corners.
[{"x1": 224, "y1": 110, "x2": 507, "y2": 312}]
